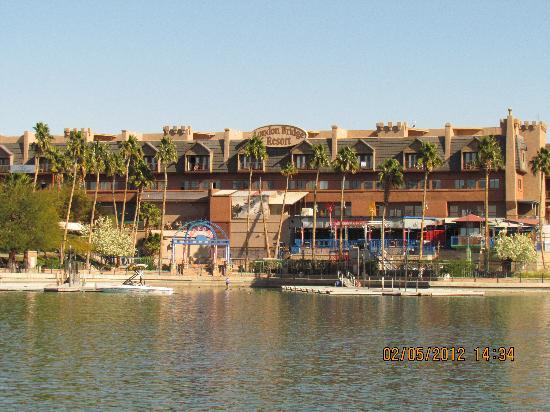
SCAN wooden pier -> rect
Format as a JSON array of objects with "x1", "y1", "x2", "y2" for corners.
[{"x1": 281, "y1": 285, "x2": 485, "y2": 296}]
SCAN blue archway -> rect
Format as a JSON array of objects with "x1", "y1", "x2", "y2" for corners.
[{"x1": 170, "y1": 219, "x2": 231, "y2": 268}]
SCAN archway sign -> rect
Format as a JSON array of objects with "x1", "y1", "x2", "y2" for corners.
[{"x1": 170, "y1": 219, "x2": 231, "y2": 272}]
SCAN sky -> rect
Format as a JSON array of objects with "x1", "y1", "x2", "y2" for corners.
[{"x1": 1, "y1": 0, "x2": 549, "y2": 135}]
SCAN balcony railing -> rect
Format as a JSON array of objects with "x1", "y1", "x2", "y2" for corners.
[
  {"x1": 450, "y1": 236, "x2": 494, "y2": 248},
  {"x1": 187, "y1": 163, "x2": 209, "y2": 171}
]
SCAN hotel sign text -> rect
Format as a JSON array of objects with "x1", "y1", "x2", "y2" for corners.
[{"x1": 253, "y1": 125, "x2": 308, "y2": 147}]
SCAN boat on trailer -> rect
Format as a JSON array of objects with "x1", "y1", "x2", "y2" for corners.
[{"x1": 99, "y1": 264, "x2": 174, "y2": 295}]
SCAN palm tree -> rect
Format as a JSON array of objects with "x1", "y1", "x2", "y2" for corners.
[
  {"x1": 32, "y1": 122, "x2": 52, "y2": 191},
  {"x1": 85, "y1": 142, "x2": 107, "y2": 269},
  {"x1": 243, "y1": 135, "x2": 267, "y2": 268},
  {"x1": 2, "y1": 173, "x2": 33, "y2": 190},
  {"x1": 46, "y1": 146, "x2": 70, "y2": 191},
  {"x1": 309, "y1": 144, "x2": 330, "y2": 264},
  {"x1": 378, "y1": 158, "x2": 404, "y2": 272},
  {"x1": 61, "y1": 130, "x2": 86, "y2": 265},
  {"x1": 104, "y1": 150, "x2": 125, "y2": 228},
  {"x1": 140, "y1": 203, "x2": 161, "y2": 236},
  {"x1": 275, "y1": 162, "x2": 298, "y2": 259},
  {"x1": 332, "y1": 146, "x2": 360, "y2": 258},
  {"x1": 530, "y1": 147, "x2": 550, "y2": 269},
  {"x1": 416, "y1": 142, "x2": 443, "y2": 260},
  {"x1": 155, "y1": 135, "x2": 177, "y2": 270},
  {"x1": 119, "y1": 135, "x2": 143, "y2": 230},
  {"x1": 130, "y1": 159, "x2": 155, "y2": 249},
  {"x1": 476, "y1": 135, "x2": 504, "y2": 272}
]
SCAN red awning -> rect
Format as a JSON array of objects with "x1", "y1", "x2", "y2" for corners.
[{"x1": 454, "y1": 214, "x2": 484, "y2": 223}]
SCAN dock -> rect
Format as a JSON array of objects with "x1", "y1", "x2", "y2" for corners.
[{"x1": 281, "y1": 285, "x2": 485, "y2": 296}]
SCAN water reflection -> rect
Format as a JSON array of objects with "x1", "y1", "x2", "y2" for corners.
[{"x1": 0, "y1": 289, "x2": 548, "y2": 409}]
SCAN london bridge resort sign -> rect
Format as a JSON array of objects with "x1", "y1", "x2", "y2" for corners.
[{"x1": 252, "y1": 125, "x2": 308, "y2": 147}]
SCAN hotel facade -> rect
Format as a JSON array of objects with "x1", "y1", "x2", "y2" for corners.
[{"x1": 0, "y1": 109, "x2": 547, "y2": 261}]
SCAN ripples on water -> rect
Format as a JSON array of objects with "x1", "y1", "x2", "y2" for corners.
[{"x1": 0, "y1": 289, "x2": 548, "y2": 410}]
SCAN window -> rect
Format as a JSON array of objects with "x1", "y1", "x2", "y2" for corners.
[
  {"x1": 0, "y1": 158, "x2": 9, "y2": 165},
  {"x1": 211, "y1": 180, "x2": 221, "y2": 189},
  {"x1": 182, "y1": 181, "x2": 200, "y2": 190},
  {"x1": 406, "y1": 179, "x2": 420, "y2": 189},
  {"x1": 319, "y1": 181, "x2": 328, "y2": 190},
  {"x1": 518, "y1": 179, "x2": 522, "y2": 190},
  {"x1": 144, "y1": 155, "x2": 158, "y2": 171},
  {"x1": 455, "y1": 179, "x2": 465, "y2": 189},
  {"x1": 405, "y1": 153, "x2": 418, "y2": 169},
  {"x1": 490, "y1": 178, "x2": 499, "y2": 189},
  {"x1": 263, "y1": 180, "x2": 274, "y2": 190},
  {"x1": 232, "y1": 180, "x2": 247, "y2": 190},
  {"x1": 357, "y1": 154, "x2": 373, "y2": 169},
  {"x1": 294, "y1": 154, "x2": 310, "y2": 169},
  {"x1": 363, "y1": 180, "x2": 374, "y2": 190},
  {"x1": 334, "y1": 202, "x2": 352, "y2": 217},
  {"x1": 448, "y1": 202, "x2": 497, "y2": 217},
  {"x1": 289, "y1": 180, "x2": 307, "y2": 190},
  {"x1": 187, "y1": 155, "x2": 209, "y2": 171},
  {"x1": 462, "y1": 152, "x2": 477, "y2": 169},
  {"x1": 239, "y1": 156, "x2": 262, "y2": 170},
  {"x1": 466, "y1": 179, "x2": 476, "y2": 189},
  {"x1": 375, "y1": 181, "x2": 383, "y2": 190},
  {"x1": 344, "y1": 180, "x2": 361, "y2": 190},
  {"x1": 99, "y1": 181, "x2": 111, "y2": 190},
  {"x1": 449, "y1": 205, "x2": 459, "y2": 217},
  {"x1": 152, "y1": 181, "x2": 166, "y2": 190},
  {"x1": 431, "y1": 180, "x2": 441, "y2": 189}
]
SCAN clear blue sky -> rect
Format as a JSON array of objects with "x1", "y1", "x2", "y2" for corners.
[{"x1": 1, "y1": 0, "x2": 549, "y2": 135}]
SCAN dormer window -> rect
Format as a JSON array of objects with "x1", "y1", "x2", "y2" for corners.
[
  {"x1": 405, "y1": 153, "x2": 418, "y2": 169},
  {"x1": 239, "y1": 156, "x2": 263, "y2": 171},
  {"x1": 144, "y1": 155, "x2": 158, "y2": 171},
  {"x1": 0, "y1": 157, "x2": 9, "y2": 172},
  {"x1": 462, "y1": 152, "x2": 478, "y2": 170},
  {"x1": 187, "y1": 155, "x2": 210, "y2": 171},
  {"x1": 357, "y1": 153, "x2": 373, "y2": 169},
  {"x1": 293, "y1": 154, "x2": 312, "y2": 169}
]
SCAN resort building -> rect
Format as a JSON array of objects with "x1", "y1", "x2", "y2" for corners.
[{"x1": 0, "y1": 109, "x2": 547, "y2": 264}]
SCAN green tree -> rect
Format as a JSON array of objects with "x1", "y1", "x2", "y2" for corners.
[
  {"x1": 243, "y1": 135, "x2": 267, "y2": 266},
  {"x1": 61, "y1": 130, "x2": 86, "y2": 264},
  {"x1": 378, "y1": 158, "x2": 404, "y2": 271},
  {"x1": 476, "y1": 136, "x2": 504, "y2": 272},
  {"x1": 2, "y1": 173, "x2": 33, "y2": 190},
  {"x1": 275, "y1": 162, "x2": 297, "y2": 259},
  {"x1": 309, "y1": 144, "x2": 330, "y2": 263},
  {"x1": 119, "y1": 135, "x2": 143, "y2": 230},
  {"x1": 143, "y1": 233, "x2": 161, "y2": 258},
  {"x1": 104, "y1": 150, "x2": 125, "y2": 227},
  {"x1": 416, "y1": 141, "x2": 443, "y2": 260},
  {"x1": 0, "y1": 184, "x2": 62, "y2": 270},
  {"x1": 155, "y1": 135, "x2": 178, "y2": 269},
  {"x1": 332, "y1": 146, "x2": 360, "y2": 258},
  {"x1": 85, "y1": 142, "x2": 108, "y2": 269},
  {"x1": 530, "y1": 147, "x2": 550, "y2": 269},
  {"x1": 32, "y1": 122, "x2": 53, "y2": 191},
  {"x1": 140, "y1": 202, "x2": 161, "y2": 235},
  {"x1": 129, "y1": 159, "x2": 155, "y2": 249}
]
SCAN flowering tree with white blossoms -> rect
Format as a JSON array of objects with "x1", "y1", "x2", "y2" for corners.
[
  {"x1": 83, "y1": 216, "x2": 134, "y2": 258},
  {"x1": 495, "y1": 232, "x2": 537, "y2": 271}
]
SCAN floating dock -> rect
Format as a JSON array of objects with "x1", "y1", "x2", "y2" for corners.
[{"x1": 281, "y1": 285, "x2": 485, "y2": 296}]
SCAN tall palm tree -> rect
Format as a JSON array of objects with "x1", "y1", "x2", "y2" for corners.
[
  {"x1": 85, "y1": 142, "x2": 107, "y2": 269},
  {"x1": 378, "y1": 158, "x2": 404, "y2": 272},
  {"x1": 530, "y1": 147, "x2": 550, "y2": 269},
  {"x1": 32, "y1": 122, "x2": 52, "y2": 191},
  {"x1": 155, "y1": 135, "x2": 177, "y2": 270},
  {"x1": 476, "y1": 135, "x2": 504, "y2": 272},
  {"x1": 332, "y1": 146, "x2": 360, "y2": 258},
  {"x1": 119, "y1": 135, "x2": 143, "y2": 230},
  {"x1": 416, "y1": 142, "x2": 443, "y2": 260},
  {"x1": 61, "y1": 130, "x2": 86, "y2": 265},
  {"x1": 243, "y1": 135, "x2": 267, "y2": 268},
  {"x1": 275, "y1": 162, "x2": 298, "y2": 259},
  {"x1": 309, "y1": 144, "x2": 330, "y2": 264},
  {"x1": 130, "y1": 159, "x2": 155, "y2": 249},
  {"x1": 104, "y1": 150, "x2": 125, "y2": 228}
]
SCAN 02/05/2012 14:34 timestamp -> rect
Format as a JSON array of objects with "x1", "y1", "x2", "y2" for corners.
[{"x1": 382, "y1": 346, "x2": 515, "y2": 362}]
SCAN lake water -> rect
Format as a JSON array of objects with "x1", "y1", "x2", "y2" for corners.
[{"x1": 0, "y1": 288, "x2": 548, "y2": 410}]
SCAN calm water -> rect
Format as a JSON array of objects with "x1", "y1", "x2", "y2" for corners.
[{"x1": 0, "y1": 288, "x2": 548, "y2": 410}]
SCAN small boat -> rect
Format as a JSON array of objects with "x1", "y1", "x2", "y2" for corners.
[{"x1": 99, "y1": 264, "x2": 174, "y2": 295}]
